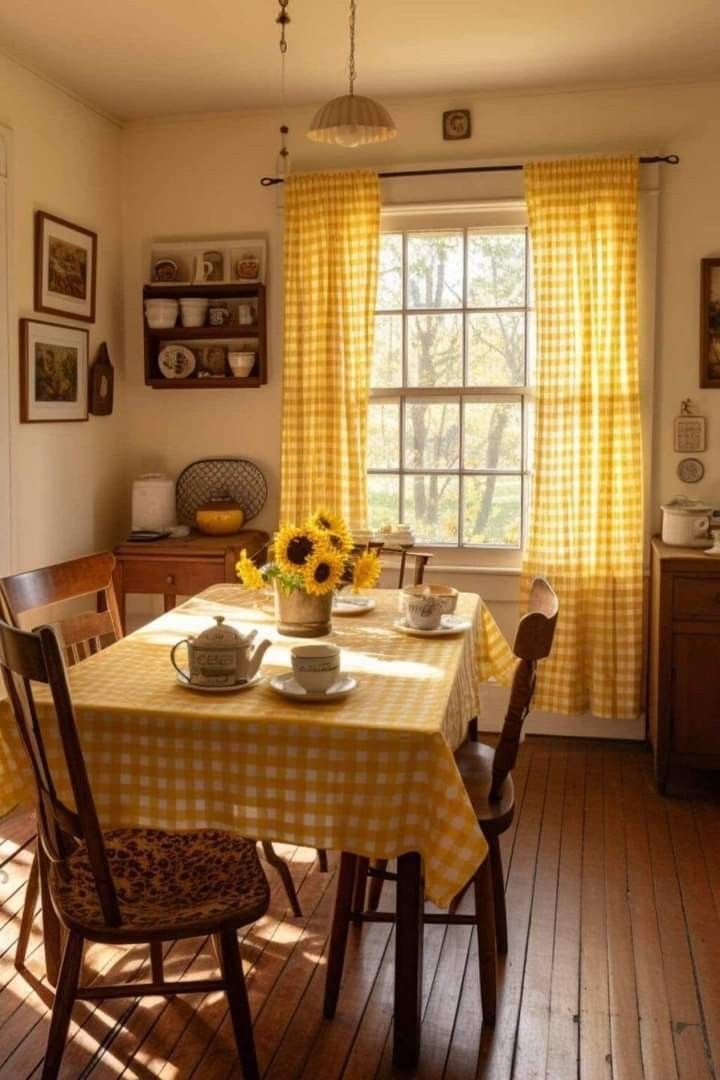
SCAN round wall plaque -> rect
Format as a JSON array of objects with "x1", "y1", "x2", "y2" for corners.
[{"x1": 677, "y1": 457, "x2": 705, "y2": 483}]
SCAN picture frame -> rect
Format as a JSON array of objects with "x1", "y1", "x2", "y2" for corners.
[
  {"x1": 700, "y1": 257, "x2": 720, "y2": 388},
  {"x1": 20, "y1": 318, "x2": 89, "y2": 423},
  {"x1": 673, "y1": 414, "x2": 706, "y2": 453},
  {"x1": 35, "y1": 211, "x2": 97, "y2": 323},
  {"x1": 442, "y1": 109, "x2": 472, "y2": 141}
]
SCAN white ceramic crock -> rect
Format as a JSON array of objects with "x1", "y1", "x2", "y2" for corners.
[{"x1": 661, "y1": 498, "x2": 712, "y2": 547}]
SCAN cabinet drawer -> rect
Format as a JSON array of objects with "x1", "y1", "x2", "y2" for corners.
[
  {"x1": 672, "y1": 576, "x2": 720, "y2": 619},
  {"x1": 119, "y1": 558, "x2": 225, "y2": 596}
]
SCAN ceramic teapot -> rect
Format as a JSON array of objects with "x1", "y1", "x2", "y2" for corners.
[{"x1": 171, "y1": 615, "x2": 270, "y2": 687}]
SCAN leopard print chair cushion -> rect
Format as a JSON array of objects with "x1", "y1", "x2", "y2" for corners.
[{"x1": 50, "y1": 828, "x2": 270, "y2": 935}]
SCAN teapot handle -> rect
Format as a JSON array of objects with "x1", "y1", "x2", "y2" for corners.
[{"x1": 171, "y1": 639, "x2": 191, "y2": 682}]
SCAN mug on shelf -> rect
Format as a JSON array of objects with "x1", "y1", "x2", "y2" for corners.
[{"x1": 192, "y1": 255, "x2": 214, "y2": 283}]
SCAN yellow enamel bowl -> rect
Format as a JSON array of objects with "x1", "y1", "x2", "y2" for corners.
[{"x1": 195, "y1": 499, "x2": 245, "y2": 535}]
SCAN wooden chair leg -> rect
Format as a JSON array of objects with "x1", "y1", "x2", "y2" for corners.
[
  {"x1": 261, "y1": 841, "x2": 302, "y2": 917},
  {"x1": 317, "y1": 848, "x2": 329, "y2": 873},
  {"x1": 447, "y1": 875, "x2": 472, "y2": 916},
  {"x1": 217, "y1": 927, "x2": 260, "y2": 1080},
  {"x1": 37, "y1": 843, "x2": 63, "y2": 987},
  {"x1": 323, "y1": 852, "x2": 357, "y2": 1019},
  {"x1": 487, "y1": 834, "x2": 508, "y2": 954},
  {"x1": 41, "y1": 930, "x2": 84, "y2": 1080},
  {"x1": 352, "y1": 857, "x2": 370, "y2": 918},
  {"x1": 468, "y1": 716, "x2": 479, "y2": 742},
  {"x1": 150, "y1": 941, "x2": 164, "y2": 983},
  {"x1": 15, "y1": 848, "x2": 40, "y2": 970},
  {"x1": 367, "y1": 858, "x2": 387, "y2": 911},
  {"x1": 474, "y1": 859, "x2": 497, "y2": 1024}
]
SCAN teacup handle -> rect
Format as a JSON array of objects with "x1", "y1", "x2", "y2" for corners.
[{"x1": 171, "y1": 639, "x2": 191, "y2": 682}]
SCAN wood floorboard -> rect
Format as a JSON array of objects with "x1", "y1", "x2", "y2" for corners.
[{"x1": 0, "y1": 739, "x2": 718, "y2": 1079}]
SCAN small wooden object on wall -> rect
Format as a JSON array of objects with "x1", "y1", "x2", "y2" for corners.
[
  {"x1": 35, "y1": 211, "x2": 97, "y2": 323},
  {"x1": 88, "y1": 342, "x2": 114, "y2": 415},
  {"x1": 673, "y1": 398, "x2": 706, "y2": 452},
  {"x1": 700, "y1": 257, "x2": 720, "y2": 388},
  {"x1": 19, "y1": 318, "x2": 88, "y2": 423},
  {"x1": 442, "y1": 109, "x2": 471, "y2": 140}
]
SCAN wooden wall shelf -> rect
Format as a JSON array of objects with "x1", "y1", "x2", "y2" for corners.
[{"x1": 142, "y1": 282, "x2": 267, "y2": 389}]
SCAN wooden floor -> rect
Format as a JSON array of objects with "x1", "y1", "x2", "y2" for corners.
[{"x1": 0, "y1": 736, "x2": 718, "y2": 1079}]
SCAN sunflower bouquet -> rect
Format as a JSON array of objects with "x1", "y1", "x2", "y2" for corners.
[{"x1": 235, "y1": 508, "x2": 382, "y2": 598}]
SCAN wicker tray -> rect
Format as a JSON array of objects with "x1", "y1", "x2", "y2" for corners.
[{"x1": 175, "y1": 457, "x2": 267, "y2": 526}]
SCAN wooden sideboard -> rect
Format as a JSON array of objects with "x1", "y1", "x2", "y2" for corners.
[
  {"x1": 648, "y1": 537, "x2": 720, "y2": 792},
  {"x1": 113, "y1": 529, "x2": 268, "y2": 632}
]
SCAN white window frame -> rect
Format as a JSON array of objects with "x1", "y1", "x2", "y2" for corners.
[{"x1": 370, "y1": 200, "x2": 532, "y2": 569}]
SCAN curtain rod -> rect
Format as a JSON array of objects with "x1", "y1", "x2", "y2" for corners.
[{"x1": 260, "y1": 154, "x2": 679, "y2": 187}]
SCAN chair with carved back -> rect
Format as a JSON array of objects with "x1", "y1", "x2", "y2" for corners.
[
  {"x1": 0, "y1": 618, "x2": 269, "y2": 1080},
  {"x1": 0, "y1": 552, "x2": 123, "y2": 974},
  {"x1": 357, "y1": 577, "x2": 558, "y2": 953}
]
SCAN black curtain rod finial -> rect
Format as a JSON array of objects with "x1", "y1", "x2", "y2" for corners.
[{"x1": 260, "y1": 153, "x2": 680, "y2": 187}]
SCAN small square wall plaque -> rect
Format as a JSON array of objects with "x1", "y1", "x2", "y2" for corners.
[{"x1": 443, "y1": 109, "x2": 471, "y2": 141}]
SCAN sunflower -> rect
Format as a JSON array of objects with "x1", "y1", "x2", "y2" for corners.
[
  {"x1": 274, "y1": 523, "x2": 328, "y2": 576},
  {"x1": 235, "y1": 550, "x2": 265, "y2": 590},
  {"x1": 351, "y1": 549, "x2": 382, "y2": 593},
  {"x1": 302, "y1": 545, "x2": 346, "y2": 596},
  {"x1": 307, "y1": 508, "x2": 353, "y2": 557}
]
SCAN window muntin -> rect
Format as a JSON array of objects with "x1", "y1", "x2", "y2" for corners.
[{"x1": 368, "y1": 221, "x2": 531, "y2": 549}]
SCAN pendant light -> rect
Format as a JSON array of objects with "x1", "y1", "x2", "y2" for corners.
[{"x1": 307, "y1": 0, "x2": 397, "y2": 147}]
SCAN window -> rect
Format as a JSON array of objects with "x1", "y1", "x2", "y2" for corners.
[{"x1": 367, "y1": 206, "x2": 532, "y2": 555}]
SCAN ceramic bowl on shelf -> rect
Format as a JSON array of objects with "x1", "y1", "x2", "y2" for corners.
[
  {"x1": 144, "y1": 298, "x2": 179, "y2": 329},
  {"x1": 228, "y1": 351, "x2": 256, "y2": 378},
  {"x1": 179, "y1": 298, "x2": 209, "y2": 328}
]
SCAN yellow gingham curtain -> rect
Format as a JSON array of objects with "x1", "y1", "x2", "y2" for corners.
[
  {"x1": 280, "y1": 170, "x2": 380, "y2": 526},
  {"x1": 522, "y1": 157, "x2": 643, "y2": 720}
]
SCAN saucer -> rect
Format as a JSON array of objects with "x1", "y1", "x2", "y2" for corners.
[
  {"x1": 269, "y1": 672, "x2": 357, "y2": 702},
  {"x1": 393, "y1": 615, "x2": 472, "y2": 638},
  {"x1": 332, "y1": 596, "x2": 376, "y2": 616},
  {"x1": 704, "y1": 548, "x2": 720, "y2": 556},
  {"x1": 176, "y1": 671, "x2": 264, "y2": 693}
]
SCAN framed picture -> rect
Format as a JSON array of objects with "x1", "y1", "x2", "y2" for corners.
[
  {"x1": 35, "y1": 211, "x2": 97, "y2": 323},
  {"x1": 700, "y1": 257, "x2": 720, "y2": 387},
  {"x1": 674, "y1": 414, "x2": 706, "y2": 453},
  {"x1": 20, "y1": 319, "x2": 89, "y2": 423},
  {"x1": 443, "y1": 109, "x2": 472, "y2": 141}
]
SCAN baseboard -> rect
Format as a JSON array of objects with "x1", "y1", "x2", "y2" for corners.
[{"x1": 477, "y1": 683, "x2": 646, "y2": 741}]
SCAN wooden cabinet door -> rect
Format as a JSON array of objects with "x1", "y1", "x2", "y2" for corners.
[{"x1": 671, "y1": 631, "x2": 720, "y2": 755}]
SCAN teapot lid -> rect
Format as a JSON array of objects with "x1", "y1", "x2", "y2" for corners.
[{"x1": 194, "y1": 615, "x2": 247, "y2": 648}]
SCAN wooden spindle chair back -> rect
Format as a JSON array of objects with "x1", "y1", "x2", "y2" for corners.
[
  {"x1": 0, "y1": 620, "x2": 121, "y2": 927},
  {"x1": 490, "y1": 577, "x2": 558, "y2": 800},
  {"x1": 0, "y1": 551, "x2": 122, "y2": 667}
]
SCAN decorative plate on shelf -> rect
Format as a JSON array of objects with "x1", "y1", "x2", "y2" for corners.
[
  {"x1": 176, "y1": 457, "x2": 268, "y2": 525},
  {"x1": 158, "y1": 344, "x2": 196, "y2": 379}
]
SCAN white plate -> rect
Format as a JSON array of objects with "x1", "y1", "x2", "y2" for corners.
[
  {"x1": 393, "y1": 615, "x2": 472, "y2": 638},
  {"x1": 176, "y1": 671, "x2": 264, "y2": 693},
  {"x1": 332, "y1": 596, "x2": 376, "y2": 616},
  {"x1": 158, "y1": 344, "x2": 196, "y2": 379},
  {"x1": 269, "y1": 672, "x2": 357, "y2": 702}
]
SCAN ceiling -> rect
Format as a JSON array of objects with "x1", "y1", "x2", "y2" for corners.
[{"x1": 1, "y1": 0, "x2": 719, "y2": 122}]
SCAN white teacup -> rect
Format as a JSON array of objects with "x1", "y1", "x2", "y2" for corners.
[
  {"x1": 405, "y1": 594, "x2": 444, "y2": 631},
  {"x1": 291, "y1": 644, "x2": 341, "y2": 692},
  {"x1": 400, "y1": 585, "x2": 458, "y2": 616}
]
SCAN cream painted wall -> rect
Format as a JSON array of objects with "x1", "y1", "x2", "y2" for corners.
[
  {"x1": 0, "y1": 56, "x2": 125, "y2": 574},
  {"x1": 121, "y1": 80, "x2": 720, "y2": 547}
]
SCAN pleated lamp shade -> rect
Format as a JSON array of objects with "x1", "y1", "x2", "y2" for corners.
[{"x1": 307, "y1": 93, "x2": 397, "y2": 147}]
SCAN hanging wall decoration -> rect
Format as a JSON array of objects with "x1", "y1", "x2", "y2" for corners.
[
  {"x1": 88, "y1": 341, "x2": 114, "y2": 415},
  {"x1": 673, "y1": 398, "x2": 706, "y2": 453},
  {"x1": 34, "y1": 211, "x2": 97, "y2": 323},
  {"x1": 19, "y1": 318, "x2": 89, "y2": 423},
  {"x1": 443, "y1": 109, "x2": 472, "y2": 141}
]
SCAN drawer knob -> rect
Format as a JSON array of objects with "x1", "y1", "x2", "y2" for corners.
[{"x1": 166, "y1": 574, "x2": 175, "y2": 586}]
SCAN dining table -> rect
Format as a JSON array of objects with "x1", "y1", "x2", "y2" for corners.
[{"x1": 0, "y1": 582, "x2": 510, "y2": 1069}]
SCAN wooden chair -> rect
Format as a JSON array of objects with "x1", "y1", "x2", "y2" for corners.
[
  {"x1": 396, "y1": 548, "x2": 433, "y2": 587},
  {"x1": 0, "y1": 618, "x2": 269, "y2": 1080},
  {"x1": 360, "y1": 577, "x2": 559, "y2": 952},
  {"x1": 0, "y1": 552, "x2": 124, "y2": 974},
  {"x1": 452, "y1": 577, "x2": 558, "y2": 951}
]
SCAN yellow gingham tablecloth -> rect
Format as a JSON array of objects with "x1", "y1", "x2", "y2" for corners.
[{"x1": 0, "y1": 586, "x2": 503, "y2": 907}]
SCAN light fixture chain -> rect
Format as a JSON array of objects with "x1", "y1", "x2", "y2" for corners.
[{"x1": 348, "y1": 0, "x2": 357, "y2": 96}]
